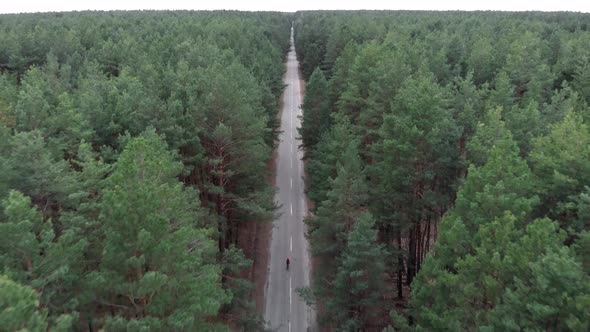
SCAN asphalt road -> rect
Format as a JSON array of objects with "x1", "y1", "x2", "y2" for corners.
[{"x1": 264, "y1": 27, "x2": 314, "y2": 332}]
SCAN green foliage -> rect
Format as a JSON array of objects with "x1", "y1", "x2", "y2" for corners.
[
  {"x1": 0, "y1": 190, "x2": 84, "y2": 326},
  {"x1": 306, "y1": 113, "x2": 357, "y2": 204},
  {"x1": 338, "y1": 42, "x2": 413, "y2": 156},
  {"x1": 308, "y1": 142, "x2": 367, "y2": 249},
  {"x1": 2, "y1": 130, "x2": 73, "y2": 220},
  {"x1": 370, "y1": 70, "x2": 460, "y2": 288},
  {"x1": 456, "y1": 133, "x2": 539, "y2": 234},
  {"x1": 305, "y1": 133, "x2": 369, "y2": 328},
  {"x1": 408, "y1": 125, "x2": 588, "y2": 331},
  {"x1": 575, "y1": 231, "x2": 590, "y2": 274},
  {"x1": 504, "y1": 31, "x2": 553, "y2": 105},
  {"x1": 307, "y1": 136, "x2": 367, "y2": 272},
  {"x1": 467, "y1": 34, "x2": 497, "y2": 86},
  {"x1": 573, "y1": 55, "x2": 590, "y2": 104},
  {"x1": 2, "y1": 8, "x2": 590, "y2": 331},
  {"x1": 411, "y1": 215, "x2": 590, "y2": 331},
  {"x1": 296, "y1": 10, "x2": 590, "y2": 330},
  {"x1": 486, "y1": 246, "x2": 590, "y2": 331},
  {"x1": 467, "y1": 107, "x2": 509, "y2": 166},
  {"x1": 0, "y1": 275, "x2": 49, "y2": 332},
  {"x1": 0, "y1": 10, "x2": 290, "y2": 329},
  {"x1": 0, "y1": 191, "x2": 51, "y2": 283},
  {"x1": 299, "y1": 67, "x2": 330, "y2": 149},
  {"x1": 0, "y1": 275, "x2": 75, "y2": 332},
  {"x1": 14, "y1": 67, "x2": 53, "y2": 132},
  {"x1": 330, "y1": 213, "x2": 386, "y2": 331},
  {"x1": 504, "y1": 101, "x2": 543, "y2": 156},
  {"x1": 409, "y1": 131, "x2": 539, "y2": 329},
  {"x1": 94, "y1": 129, "x2": 229, "y2": 330},
  {"x1": 530, "y1": 111, "x2": 590, "y2": 227}
]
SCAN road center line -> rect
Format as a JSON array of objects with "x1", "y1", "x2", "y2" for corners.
[
  {"x1": 290, "y1": 203, "x2": 293, "y2": 215},
  {"x1": 290, "y1": 236, "x2": 293, "y2": 252},
  {"x1": 290, "y1": 178, "x2": 293, "y2": 189},
  {"x1": 289, "y1": 277, "x2": 292, "y2": 307}
]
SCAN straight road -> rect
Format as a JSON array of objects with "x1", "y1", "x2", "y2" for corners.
[{"x1": 264, "y1": 27, "x2": 314, "y2": 332}]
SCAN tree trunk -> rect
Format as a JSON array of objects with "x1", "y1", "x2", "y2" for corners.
[
  {"x1": 458, "y1": 135, "x2": 467, "y2": 179},
  {"x1": 397, "y1": 228, "x2": 403, "y2": 299},
  {"x1": 407, "y1": 226, "x2": 416, "y2": 286}
]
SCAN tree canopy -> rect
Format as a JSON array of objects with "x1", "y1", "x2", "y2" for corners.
[
  {"x1": 295, "y1": 10, "x2": 590, "y2": 331},
  {"x1": 0, "y1": 10, "x2": 291, "y2": 330}
]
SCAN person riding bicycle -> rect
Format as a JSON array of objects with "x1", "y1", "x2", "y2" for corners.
[{"x1": 286, "y1": 257, "x2": 290, "y2": 270}]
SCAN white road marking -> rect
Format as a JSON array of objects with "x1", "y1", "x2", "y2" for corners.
[{"x1": 266, "y1": 30, "x2": 314, "y2": 331}]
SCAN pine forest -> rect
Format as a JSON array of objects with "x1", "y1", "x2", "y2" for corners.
[{"x1": 0, "y1": 9, "x2": 589, "y2": 332}]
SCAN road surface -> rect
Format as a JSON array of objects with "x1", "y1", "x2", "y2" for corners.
[{"x1": 264, "y1": 26, "x2": 314, "y2": 332}]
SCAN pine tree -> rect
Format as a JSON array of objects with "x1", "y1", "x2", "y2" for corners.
[
  {"x1": 336, "y1": 43, "x2": 412, "y2": 157},
  {"x1": 467, "y1": 107, "x2": 510, "y2": 166},
  {"x1": 306, "y1": 138, "x2": 368, "y2": 328},
  {"x1": 0, "y1": 190, "x2": 85, "y2": 325},
  {"x1": 91, "y1": 129, "x2": 229, "y2": 330},
  {"x1": 455, "y1": 133, "x2": 539, "y2": 234},
  {"x1": 409, "y1": 131, "x2": 539, "y2": 329},
  {"x1": 450, "y1": 72, "x2": 484, "y2": 177},
  {"x1": 504, "y1": 100, "x2": 542, "y2": 156},
  {"x1": 488, "y1": 71, "x2": 514, "y2": 111},
  {"x1": 192, "y1": 59, "x2": 273, "y2": 251},
  {"x1": 0, "y1": 275, "x2": 61, "y2": 332},
  {"x1": 45, "y1": 92, "x2": 92, "y2": 159},
  {"x1": 541, "y1": 82, "x2": 583, "y2": 130},
  {"x1": 306, "y1": 113, "x2": 357, "y2": 204},
  {"x1": 0, "y1": 77, "x2": 16, "y2": 129},
  {"x1": 370, "y1": 70, "x2": 460, "y2": 293},
  {"x1": 3, "y1": 130, "x2": 72, "y2": 221},
  {"x1": 572, "y1": 55, "x2": 590, "y2": 105},
  {"x1": 299, "y1": 67, "x2": 330, "y2": 149},
  {"x1": 330, "y1": 213, "x2": 386, "y2": 331},
  {"x1": 487, "y1": 246, "x2": 590, "y2": 331},
  {"x1": 412, "y1": 213, "x2": 590, "y2": 331},
  {"x1": 0, "y1": 190, "x2": 53, "y2": 283},
  {"x1": 307, "y1": 140, "x2": 368, "y2": 275},
  {"x1": 14, "y1": 67, "x2": 53, "y2": 132},
  {"x1": 327, "y1": 42, "x2": 358, "y2": 113},
  {"x1": 530, "y1": 111, "x2": 590, "y2": 225},
  {"x1": 574, "y1": 231, "x2": 590, "y2": 275},
  {"x1": 0, "y1": 124, "x2": 13, "y2": 209},
  {"x1": 58, "y1": 142, "x2": 112, "y2": 328},
  {"x1": 504, "y1": 31, "x2": 553, "y2": 105},
  {"x1": 467, "y1": 34, "x2": 497, "y2": 86}
]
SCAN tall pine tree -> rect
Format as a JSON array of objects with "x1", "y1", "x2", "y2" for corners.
[
  {"x1": 91, "y1": 129, "x2": 229, "y2": 330},
  {"x1": 330, "y1": 213, "x2": 386, "y2": 331},
  {"x1": 299, "y1": 67, "x2": 330, "y2": 150}
]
